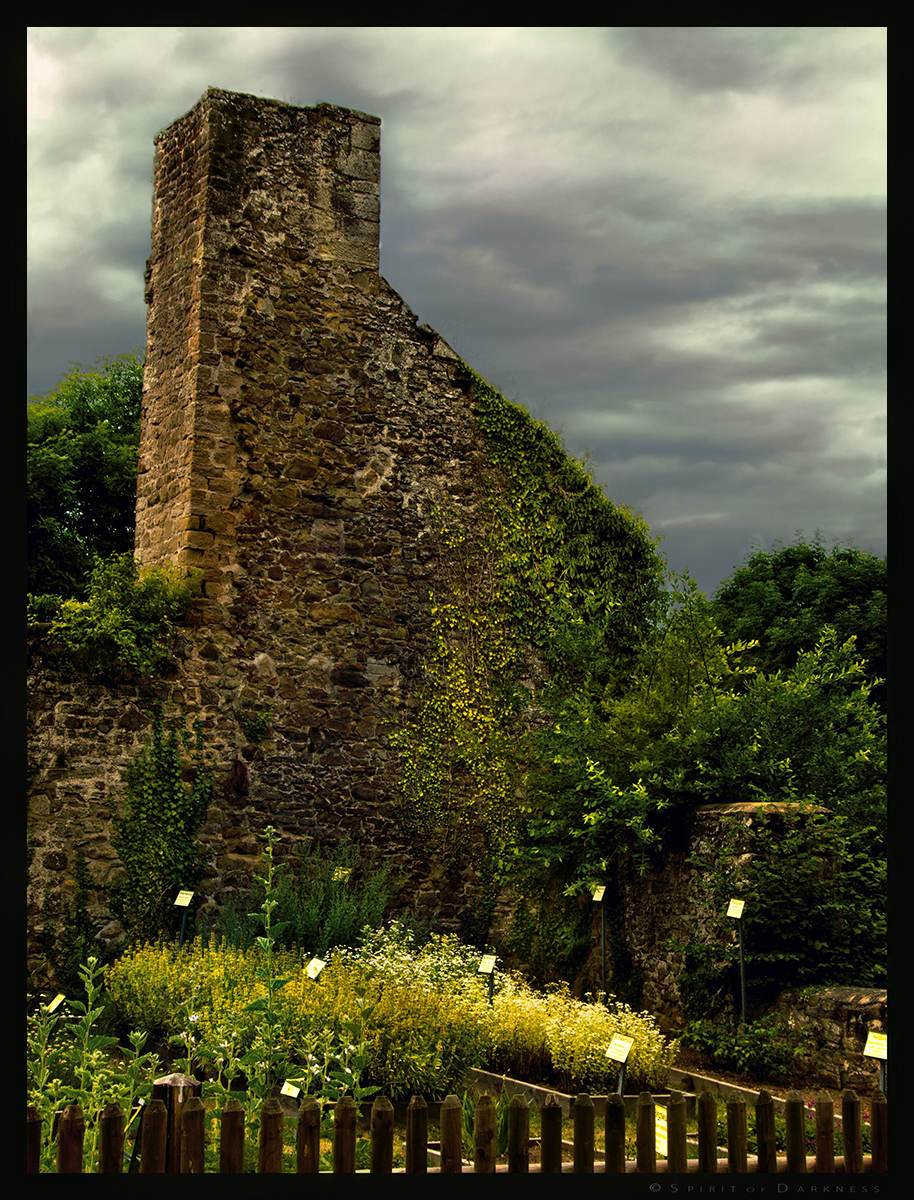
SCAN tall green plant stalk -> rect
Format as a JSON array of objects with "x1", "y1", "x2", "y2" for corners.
[
  {"x1": 26, "y1": 956, "x2": 161, "y2": 1172},
  {"x1": 110, "y1": 704, "x2": 213, "y2": 942}
]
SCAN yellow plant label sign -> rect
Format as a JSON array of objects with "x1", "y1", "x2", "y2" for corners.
[
  {"x1": 47, "y1": 993, "x2": 65, "y2": 1013},
  {"x1": 306, "y1": 957, "x2": 326, "y2": 979},
  {"x1": 606, "y1": 1034, "x2": 634, "y2": 1063},
  {"x1": 281, "y1": 1082, "x2": 301, "y2": 1098},
  {"x1": 864, "y1": 1031, "x2": 887, "y2": 1060},
  {"x1": 174, "y1": 890, "x2": 194, "y2": 907},
  {"x1": 478, "y1": 955, "x2": 497, "y2": 974},
  {"x1": 592, "y1": 885, "x2": 606, "y2": 901},
  {"x1": 655, "y1": 1104, "x2": 668, "y2": 1157},
  {"x1": 727, "y1": 898, "x2": 745, "y2": 918}
]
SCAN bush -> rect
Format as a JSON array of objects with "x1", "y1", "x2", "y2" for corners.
[
  {"x1": 485, "y1": 976, "x2": 678, "y2": 1094},
  {"x1": 45, "y1": 553, "x2": 200, "y2": 676},
  {"x1": 104, "y1": 921, "x2": 679, "y2": 1100},
  {"x1": 215, "y1": 838, "x2": 401, "y2": 955},
  {"x1": 683, "y1": 1015, "x2": 806, "y2": 1082}
]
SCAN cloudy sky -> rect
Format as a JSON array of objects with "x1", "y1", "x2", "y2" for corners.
[{"x1": 27, "y1": 27, "x2": 886, "y2": 597}]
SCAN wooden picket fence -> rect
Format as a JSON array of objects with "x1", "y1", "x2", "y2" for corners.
[{"x1": 27, "y1": 1085, "x2": 887, "y2": 1174}]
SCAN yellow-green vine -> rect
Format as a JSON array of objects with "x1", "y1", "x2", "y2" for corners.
[{"x1": 394, "y1": 366, "x2": 667, "y2": 888}]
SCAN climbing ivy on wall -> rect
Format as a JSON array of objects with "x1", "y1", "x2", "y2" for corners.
[
  {"x1": 394, "y1": 366, "x2": 667, "y2": 940},
  {"x1": 110, "y1": 704, "x2": 214, "y2": 944},
  {"x1": 468, "y1": 366, "x2": 665, "y2": 687}
]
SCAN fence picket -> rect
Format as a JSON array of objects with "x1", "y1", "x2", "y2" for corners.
[
  {"x1": 23, "y1": 1080, "x2": 889, "y2": 1175},
  {"x1": 439, "y1": 1095, "x2": 462, "y2": 1173},
  {"x1": 667, "y1": 1090, "x2": 688, "y2": 1173},
  {"x1": 697, "y1": 1089, "x2": 717, "y2": 1173},
  {"x1": 220, "y1": 1096, "x2": 245, "y2": 1173},
  {"x1": 98, "y1": 1100, "x2": 124, "y2": 1173},
  {"x1": 604, "y1": 1092, "x2": 626, "y2": 1173},
  {"x1": 871, "y1": 1090, "x2": 887, "y2": 1173},
  {"x1": 57, "y1": 1103, "x2": 85, "y2": 1173},
  {"x1": 139, "y1": 1098, "x2": 167, "y2": 1173},
  {"x1": 180, "y1": 1095, "x2": 206, "y2": 1174},
  {"x1": 333, "y1": 1095, "x2": 357, "y2": 1173},
  {"x1": 540, "y1": 1092, "x2": 562, "y2": 1173},
  {"x1": 755, "y1": 1090, "x2": 777, "y2": 1172},
  {"x1": 573, "y1": 1094, "x2": 594, "y2": 1173},
  {"x1": 842, "y1": 1089, "x2": 863, "y2": 1175},
  {"x1": 296, "y1": 1095, "x2": 321, "y2": 1173},
  {"x1": 815, "y1": 1093, "x2": 834, "y2": 1173},
  {"x1": 258, "y1": 1096, "x2": 284, "y2": 1173},
  {"x1": 785, "y1": 1091, "x2": 806, "y2": 1173},
  {"x1": 471, "y1": 1093, "x2": 495, "y2": 1172},
  {"x1": 27, "y1": 1105, "x2": 41, "y2": 1173},
  {"x1": 405, "y1": 1094, "x2": 428, "y2": 1173},
  {"x1": 508, "y1": 1094, "x2": 529, "y2": 1173},
  {"x1": 370, "y1": 1095, "x2": 394, "y2": 1173},
  {"x1": 726, "y1": 1097, "x2": 747, "y2": 1174},
  {"x1": 636, "y1": 1091, "x2": 656, "y2": 1173}
]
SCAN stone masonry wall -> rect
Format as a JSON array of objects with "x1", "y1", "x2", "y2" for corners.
[{"x1": 29, "y1": 88, "x2": 514, "y2": 967}]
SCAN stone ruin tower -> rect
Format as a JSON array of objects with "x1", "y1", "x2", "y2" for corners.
[{"x1": 133, "y1": 87, "x2": 500, "y2": 915}]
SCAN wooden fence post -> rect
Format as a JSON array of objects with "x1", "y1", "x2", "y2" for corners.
[
  {"x1": 370, "y1": 1095, "x2": 394, "y2": 1173},
  {"x1": 726, "y1": 1097, "x2": 747, "y2": 1174},
  {"x1": 841, "y1": 1089, "x2": 863, "y2": 1175},
  {"x1": 697, "y1": 1089, "x2": 717, "y2": 1173},
  {"x1": 296, "y1": 1096, "x2": 321, "y2": 1174},
  {"x1": 815, "y1": 1093, "x2": 834, "y2": 1174},
  {"x1": 98, "y1": 1100, "x2": 125, "y2": 1173},
  {"x1": 636, "y1": 1091, "x2": 656, "y2": 1173},
  {"x1": 27, "y1": 1105, "x2": 41, "y2": 1173},
  {"x1": 56, "y1": 1103, "x2": 85, "y2": 1173},
  {"x1": 220, "y1": 1097, "x2": 245, "y2": 1173},
  {"x1": 439, "y1": 1095, "x2": 463, "y2": 1173},
  {"x1": 333, "y1": 1097, "x2": 357, "y2": 1173},
  {"x1": 540, "y1": 1093, "x2": 563, "y2": 1173},
  {"x1": 140, "y1": 1098, "x2": 168, "y2": 1173},
  {"x1": 258, "y1": 1096, "x2": 285, "y2": 1173},
  {"x1": 871, "y1": 1090, "x2": 887, "y2": 1173},
  {"x1": 667, "y1": 1090, "x2": 688, "y2": 1174},
  {"x1": 604, "y1": 1092, "x2": 626, "y2": 1174},
  {"x1": 405, "y1": 1095, "x2": 428, "y2": 1173},
  {"x1": 573, "y1": 1094, "x2": 594, "y2": 1173},
  {"x1": 507, "y1": 1094, "x2": 529, "y2": 1173},
  {"x1": 152, "y1": 1073, "x2": 201, "y2": 1173},
  {"x1": 785, "y1": 1090, "x2": 807, "y2": 1173},
  {"x1": 755, "y1": 1090, "x2": 777, "y2": 1173},
  {"x1": 180, "y1": 1095, "x2": 206, "y2": 1174},
  {"x1": 474, "y1": 1093, "x2": 497, "y2": 1173}
]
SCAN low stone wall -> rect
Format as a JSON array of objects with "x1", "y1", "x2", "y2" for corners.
[{"x1": 775, "y1": 986, "x2": 887, "y2": 1093}]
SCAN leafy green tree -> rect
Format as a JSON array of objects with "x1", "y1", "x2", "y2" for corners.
[
  {"x1": 648, "y1": 627, "x2": 886, "y2": 843},
  {"x1": 514, "y1": 571, "x2": 753, "y2": 887},
  {"x1": 27, "y1": 353, "x2": 143, "y2": 603},
  {"x1": 710, "y1": 533, "x2": 886, "y2": 711}
]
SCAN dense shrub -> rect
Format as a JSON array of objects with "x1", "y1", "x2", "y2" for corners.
[
  {"x1": 104, "y1": 922, "x2": 678, "y2": 1099},
  {"x1": 485, "y1": 976, "x2": 677, "y2": 1093}
]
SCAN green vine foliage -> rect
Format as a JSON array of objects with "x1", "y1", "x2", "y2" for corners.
[
  {"x1": 37, "y1": 552, "x2": 201, "y2": 677},
  {"x1": 110, "y1": 705, "x2": 214, "y2": 943},
  {"x1": 394, "y1": 366, "x2": 667, "y2": 886}
]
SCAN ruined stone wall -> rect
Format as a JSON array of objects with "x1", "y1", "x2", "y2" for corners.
[
  {"x1": 28, "y1": 89, "x2": 513, "y2": 965},
  {"x1": 136, "y1": 88, "x2": 503, "y2": 856}
]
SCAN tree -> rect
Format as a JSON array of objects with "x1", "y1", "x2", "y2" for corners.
[
  {"x1": 710, "y1": 533, "x2": 887, "y2": 711},
  {"x1": 27, "y1": 353, "x2": 143, "y2": 604}
]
